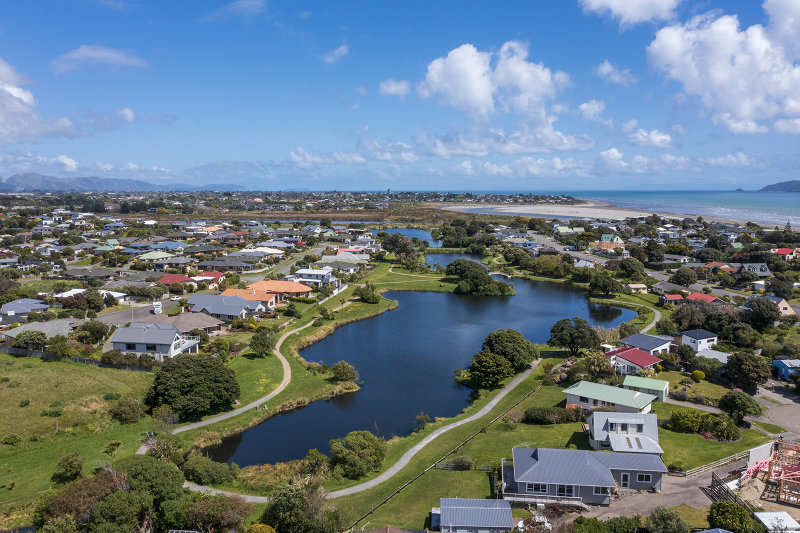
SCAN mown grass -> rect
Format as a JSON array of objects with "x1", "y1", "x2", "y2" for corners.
[
  {"x1": 671, "y1": 503, "x2": 710, "y2": 529},
  {"x1": 659, "y1": 370, "x2": 731, "y2": 402},
  {"x1": 229, "y1": 352, "x2": 285, "y2": 405},
  {"x1": 658, "y1": 427, "x2": 770, "y2": 470},
  {"x1": 18, "y1": 278, "x2": 84, "y2": 294},
  {"x1": 751, "y1": 420, "x2": 786, "y2": 434}
]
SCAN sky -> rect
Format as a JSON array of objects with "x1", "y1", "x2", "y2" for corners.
[{"x1": 1, "y1": 0, "x2": 799, "y2": 191}]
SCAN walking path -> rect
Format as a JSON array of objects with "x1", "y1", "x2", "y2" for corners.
[{"x1": 184, "y1": 360, "x2": 541, "y2": 502}]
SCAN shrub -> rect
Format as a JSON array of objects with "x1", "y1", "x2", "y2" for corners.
[
  {"x1": 667, "y1": 461, "x2": 685, "y2": 472},
  {"x1": 708, "y1": 501, "x2": 755, "y2": 533},
  {"x1": 110, "y1": 397, "x2": 145, "y2": 424},
  {"x1": 524, "y1": 406, "x2": 582, "y2": 424},
  {"x1": 692, "y1": 395, "x2": 706, "y2": 405},
  {"x1": 449, "y1": 456, "x2": 473, "y2": 470},
  {"x1": 604, "y1": 515, "x2": 641, "y2": 533},
  {"x1": 2, "y1": 433, "x2": 21, "y2": 446},
  {"x1": 670, "y1": 390, "x2": 689, "y2": 401},
  {"x1": 102, "y1": 392, "x2": 121, "y2": 401},
  {"x1": 51, "y1": 452, "x2": 83, "y2": 483},
  {"x1": 669, "y1": 408, "x2": 713, "y2": 434},
  {"x1": 181, "y1": 455, "x2": 235, "y2": 485},
  {"x1": 331, "y1": 360, "x2": 359, "y2": 383},
  {"x1": 691, "y1": 370, "x2": 705, "y2": 382},
  {"x1": 19, "y1": 399, "x2": 29, "y2": 407},
  {"x1": 711, "y1": 414, "x2": 741, "y2": 442},
  {"x1": 329, "y1": 430, "x2": 387, "y2": 479}
]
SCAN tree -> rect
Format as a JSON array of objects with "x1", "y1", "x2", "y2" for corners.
[
  {"x1": 114, "y1": 455, "x2": 185, "y2": 505},
  {"x1": 725, "y1": 352, "x2": 771, "y2": 392},
  {"x1": 618, "y1": 257, "x2": 645, "y2": 278},
  {"x1": 152, "y1": 404, "x2": 178, "y2": 434},
  {"x1": 110, "y1": 396, "x2": 145, "y2": 424},
  {"x1": 548, "y1": 317, "x2": 601, "y2": 355},
  {"x1": 182, "y1": 456, "x2": 235, "y2": 485},
  {"x1": 747, "y1": 296, "x2": 781, "y2": 330},
  {"x1": 12, "y1": 330, "x2": 47, "y2": 351},
  {"x1": 669, "y1": 267, "x2": 697, "y2": 287},
  {"x1": 718, "y1": 391, "x2": 762, "y2": 426},
  {"x1": 589, "y1": 270, "x2": 621, "y2": 296},
  {"x1": 481, "y1": 329, "x2": 539, "y2": 370},
  {"x1": 74, "y1": 320, "x2": 109, "y2": 345},
  {"x1": 52, "y1": 452, "x2": 83, "y2": 483},
  {"x1": 187, "y1": 494, "x2": 253, "y2": 533},
  {"x1": 89, "y1": 490, "x2": 143, "y2": 533},
  {"x1": 145, "y1": 354, "x2": 240, "y2": 421},
  {"x1": 655, "y1": 317, "x2": 677, "y2": 336},
  {"x1": 644, "y1": 240, "x2": 664, "y2": 262},
  {"x1": 250, "y1": 327, "x2": 277, "y2": 357},
  {"x1": 329, "y1": 430, "x2": 387, "y2": 479},
  {"x1": 331, "y1": 360, "x2": 359, "y2": 382},
  {"x1": 259, "y1": 485, "x2": 317, "y2": 533},
  {"x1": 446, "y1": 258, "x2": 513, "y2": 296},
  {"x1": 467, "y1": 351, "x2": 513, "y2": 389},
  {"x1": 645, "y1": 506, "x2": 689, "y2": 533},
  {"x1": 708, "y1": 501, "x2": 755, "y2": 533},
  {"x1": 41, "y1": 515, "x2": 79, "y2": 533},
  {"x1": 677, "y1": 345, "x2": 696, "y2": 367}
]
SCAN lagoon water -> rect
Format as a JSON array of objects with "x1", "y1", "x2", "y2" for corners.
[
  {"x1": 369, "y1": 227, "x2": 442, "y2": 247},
  {"x1": 207, "y1": 275, "x2": 634, "y2": 466}
]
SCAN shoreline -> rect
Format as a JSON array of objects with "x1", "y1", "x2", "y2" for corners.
[{"x1": 440, "y1": 200, "x2": 753, "y2": 226}]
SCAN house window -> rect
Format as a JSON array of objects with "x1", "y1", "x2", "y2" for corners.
[
  {"x1": 557, "y1": 485, "x2": 574, "y2": 497},
  {"x1": 125, "y1": 343, "x2": 135, "y2": 351},
  {"x1": 526, "y1": 483, "x2": 547, "y2": 494},
  {"x1": 636, "y1": 473, "x2": 652, "y2": 483},
  {"x1": 579, "y1": 396, "x2": 588, "y2": 403},
  {"x1": 636, "y1": 424, "x2": 643, "y2": 433},
  {"x1": 620, "y1": 424, "x2": 628, "y2": 432},
  {"x1": 593, "y1": 487, "x2": 610, "y2": 495},
  {"x1": 145, "y1": 344, "x2": 156, "y2": 352},
  {"x1": 609, "y1": 423, "x2": 616, "y2": 431}
]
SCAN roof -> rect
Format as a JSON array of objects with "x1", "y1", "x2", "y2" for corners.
[
  {"x1": 111, "y1": 322, "x2": 180, "y2": 345},
  {"x1": 754, "y1": 511, "x2": 800, "y2": 531},
  {"x1": 199, "y1": 271, "x2": 225, "y2": 279},
  {"x1": 137, "y1": 250, "x2": 174, "y2": 261},
  {"x1": 774, "y1": 248, "x2": 795, "y2": 255},
  {"x1": 623, "y1": 375, "x2": 669, "y2": 392},
  {"x1": 158, "y1": 274, "x2": 194, "y2": 285},
  {"x1": 775, "y1": 359, "x2": 800, "y2": 369},
  {"x1": 679, "y1": 328, "x2": 718, "y2": 340},
  {"x1": 220, "y1": 288, "x2": 277, "y2": 303},
  {"x1": 138, "y1": 312, "x2": 223, "y2": 333},
  {"x1": 687, "y1": 292, "x2": 719, "y2": 303},
  {"x1": 606, "y1": 347, "x2": 662, "y2": 368},
  {"x1": 3, "y1": 318, "x2": 83, "y2": 339},
  {"x1": 663, "y1": 294, "x2": 683, "y2": 301},
  {"x1": 587, "y1": 412, "x2": 663, "y2": 454},
  {"x1": 439, "y1": 498, "x2": 513, "y2": 530},
  {"x1": 512, "y1": 448, "x2": 667, "y2": 487},
  {"x1": 247, "y1": 280, "x2": 313, "y2": 294},
  {"x1": 562, "y1": 381, "x2": 656, "y2": 409},
  {"x1": 187, "y1": 294, "x2": 263, "y2": 316},
  {"x1": 1, "y1": 298, "x2": 49, "y2": 315},
  {"x1": 697, "y1": 348, "x2": 731, "y2": 364},
  {"x1": 620, "y1": 333, "x2": 673, "y2": 352}
]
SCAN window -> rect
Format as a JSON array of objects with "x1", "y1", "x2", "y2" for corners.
[
  {"x1": 145, "y1": 344, "x2": 156, "y2": 352},
  {"x1": 557, "y1": 485, "x2": 574, "y2": 497},
  {"x1": 593, "y1": 487, "x2": 610, "y2": 495},
  {"x1": 636, "y1": 424, "x2": 643, "y2": 433},
  {"x1": 579, "y1": 396, "x2": 588, "y2": 403},
  {"x1": 609, "y1": 423, "x2": 616, "y2": 431},
  {"x1": 620, "y1": 424, "x2": 628, "y2": 432},
  {"x1": 526, "y1": 483, "x2": 547, "y2": 494},
  {"x1": 125, "y1": 343, "x2": 135, "y2": 351},
  {"x1": 636, "y1": 473, "x2": 652, "y2": 483}
]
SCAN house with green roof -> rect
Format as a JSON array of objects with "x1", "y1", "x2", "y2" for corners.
[
  {"x1": 137, "y1": 250, "x2": 175, "y2": 261},
  {"x1": 622, "y1": 375, "x2": 669, "y2": 401},
  {"x1": 563, "y1": 381, "x2": 656, "y2": 413},
  {"x1": 600, "y1": 234, "x2": 624, "y2": 244}
]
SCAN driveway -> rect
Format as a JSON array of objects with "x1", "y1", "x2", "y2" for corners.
[
  {"x1": 528, "y1": 233, "x2": 608, "y2": 265},
  {"x1": 97, "y1": 300, "x2": 178, "y2": 326}
]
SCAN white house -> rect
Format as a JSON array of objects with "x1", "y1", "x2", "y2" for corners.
[
  {"x1": 285, "y1": 266, "x2": 340, "y2": 288},
  {"x1": 110, "y1": 323, "x2": 200, "y2": 361},
  {"x1": 674, "y1": 329, "x2": 718, "y2": 353}
]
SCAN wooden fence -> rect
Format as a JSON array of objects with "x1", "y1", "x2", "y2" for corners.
[
  {"x1": 433, "y1": 463, "x2": 493, "y2": 471},
  {"x1": 0, "y1": 345, "x2": 154, "y2": 372},
  {"x1": 673, "y1": 450, "x2": 750, "y2": 477}
]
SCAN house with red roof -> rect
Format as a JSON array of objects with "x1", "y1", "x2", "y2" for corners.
[
  {"x1": 158, "y1": 274, "x2": 195, "y2": 286},
  {"x1": 686, "y1": 292, "x2": 724, "y2": 305},
  {"x1": 605, "y1": 347, "x2": 662, "y2": 376},
  {"x1": 659, "y1": 293, "x2": 684, "y2": 306},
  {"x1": 773, "y1": 248, "x2": 798, "y2": 261}
]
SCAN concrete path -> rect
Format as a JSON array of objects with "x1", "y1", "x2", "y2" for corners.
[
  {"x1": 186, "y1": 360, "x2": 540, "y2": 502},
  {"x1": 136, "y1": 321, "x2": 307, "y2": 454},
  {"x1": 663, "y1": 397, "x2": 721, "y2": 414}
]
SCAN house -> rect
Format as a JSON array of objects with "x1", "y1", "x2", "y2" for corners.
[
  {"x1": 3, "y1": 318, "x2": 83, "y2": 341},
  {"x1": 1, "y1": 298, "x2": 49, "y2": 317},
  {"x1": 196, "y1": 259, "x2": 256, "y2": 272},
  {"x1": 158, "y1": 274, "x2": 196, "y2": 286},
  {"x1": 620, "y1": 333, "x2": 673, "y2": 356},
  {"x1": 737, "y1": 263, "x2": 772, "y2": 278},
  {"x1": 742, "y1": 295, "x2": 796, "y2": 317},
  {"x1": 247, "y1": 280, "x2": 313, "y2": 301},
  {"x1": 686, "y1": 292, "x2": 725, "y2": 305},
  {"x1": 284, "y1": 266, "x2": 340, "y2": 288},
  {"x1": 774, "y1": 359, "x2": 800, "y2": 380},
  {"x1": 773, "y1": 248, "x2": 799, "y2": 261},
  {"x1": 562, "y1": 381, "x2": 656, "y2": 413},
  {"x1": 625, "y1": 283, "x2": 648, "y2": 294},
  {"x1": 430, "y1": 498, "x2": 513, "y2": 533},
  {"x1": 219, "y1": 288, "x2": 278, "y2": 310},
  {"x1": 600, "y1": 234, "x2": 624, "y2": 244},
  {"x1": 62, "y1": 267, "x2": 116, "y2": 280},
  {"x1": 52, "y1": 288, "x2": 128, "y2": 304},
  {"x1": 586, "y1": 412, "x2": 662, "y2": 454},
  {"x1": 605, "y1": 347, "x2": 662, "y2": 375},
  {"x1": 501, "y1": 447, "x2": 667, "y2": 506},
  {"x1": 138, "y1": 312, "x2": 224, "y2": 335},
  {"x1": 675, "y1": 329, "x2": 718, "y2": 352},
  {"x1": 696, "y1": 348, "x2": 732, "y2": 364},
  {"x1": 650, "y1": 281, "x2": 687, "y2": 295},
  {"x1": 110, "y1": 323, "x2": 200, "y2": 361},
  {"x1": 186, "y1": 294, "x2": 265, "y2": 321},
  {"x1": 659, "y1": 293, "x2": 684, "y2": 305},
  {"x1": 152, "y1": 256, "x2": 195, "y2": 271},
  {"x1": 622, "y1": 375, "x2": 669, "y2": 401}
]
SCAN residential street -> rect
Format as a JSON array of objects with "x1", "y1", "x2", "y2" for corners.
[{"x1": 97, "y1": 300, "x2": 178, "y2": 326}]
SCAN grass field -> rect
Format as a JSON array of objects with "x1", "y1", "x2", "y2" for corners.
[
  {"x1": 658, "y1": 427, "x2": 770, "y2": 470},
  {"x1": 751, "y1": 420, "x2": 786, "y2": 434},
  {"x1": 229, "y1": 352, "x2": 285, "y2": 405},
  {"x1": 671, "y1": 503, "x2": 710, "y2": 529},
  {"x1": 659, "y1": 371, "x2": 731, "y2": 402},
  {"x1": 18, "y1": 278, "x2": 84, "y2": 294}
]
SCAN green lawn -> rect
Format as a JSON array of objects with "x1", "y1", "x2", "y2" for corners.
[
  {"x1": 671, "y1": 503, "x2": 710, "y2": 529},
  {"x1": 658, "y1": 427, "x2": 771, "y2": 470},
  {"x1": 751, "y1": 420, "x2": 786, "y2": 434},
  {"x1": 658, "y1": 371, "x2": 731, "y2": 402},
  {"x1": 19, "y1": 278, "x2": 84, "y2": 294},
  {"x1": 229, "y1": 352, "x2": 285, "y2": 405}
]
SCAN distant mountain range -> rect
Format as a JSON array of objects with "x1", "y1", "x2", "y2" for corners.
[
  {"x1": 760, "y1": 180, "x2": 800, "y2": 192},
  {"x1": 0, "y1": 173, "x2": 248, "y2": 192}
]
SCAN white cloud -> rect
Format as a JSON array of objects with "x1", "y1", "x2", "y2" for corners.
[
  {"x1": 648, "y1": 8, "x2": 800, "y2": 134},
  {"x1": 457, "y1": 157, "x2": 586, "y2": 179},
  {"x1": 628, "y1": 128, "x2": 674, "y2": 148},
  {"x1": 289, "y1": 147, "x2": 366, "y2": 169},
  {"x1": 55, "y1": 154, "x2": 79, "y2": 171},
  {"x1": 96, "y1": 161, "x2": 114, "y2": 172},
  {"x1": 202, "y1": 0, "x2": 266, "y2": 21},
  {"x1": 323, "y1": 45, "x2": 349, "y2": 64},
  {"x1": 0, "y1": 57, "x2": 75, "y2": 143},
  {"x1": 116, "y1": 107, "x2": 136, "y2": 123},
  {"x1": 360, "y1": 138, "x2": 419, "y2": 164},
  {"x1": 578, "y1": 99, "x2": 612, "y2": 126},
  {"x1": 51, "y1": 45, "x2": 148, "y2": 74},
  {"x1": 0, "y1": 151, "x2": 80, "y2": 174},
  {"x1": 621, "y1": 119, "x2": 638, "y2": 132},
  {"x1": 379, "y1": 79, "x2": 410, "y2": 98},
  {"x1": 765, "y1": 0, "x2": 800, "y2": 60},
  {"x1": 594, "y1": 59, "x2": 637, "y2": 85},
  {"x1": 592, "y1": 148, "x2": 695, "y2": 174},
  {"x1": 700, "y1": 151, "x2": 759, "y2": 167},
  {"x1": 580, "y1": 0, "x2": 681, "y2": 25},
  {"x1": 417, "y1": 41, "x2": 569, "y2": 118},
  {"x1": 355, "y1": 86, "x2": 367, "y2": 96},
  {"x1": 774, "y1": 118, "x2": 800, "y2": 134}
]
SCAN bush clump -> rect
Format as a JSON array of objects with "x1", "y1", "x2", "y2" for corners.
[
  {"x1": 691, "y1": 370, "x2": 705, "y2": 382},
  {"x1": 181, "y1": 455, "x2": 236, "y2": 485},
  {"x1": 524, "y1": 406, "x2": 583, "y2": 425}
]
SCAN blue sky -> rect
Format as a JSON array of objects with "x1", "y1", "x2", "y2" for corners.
[{"x1": 0, "y1": 0, "x2": 799, "y2": 190}]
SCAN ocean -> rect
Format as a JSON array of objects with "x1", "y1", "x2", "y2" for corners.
[{"x1": 575, "y1": 190, "x2": 800, "y2": 226}]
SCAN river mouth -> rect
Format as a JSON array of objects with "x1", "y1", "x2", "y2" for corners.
[{"x1": 206, "y1": 276, "x2": 634, "y2": 466}]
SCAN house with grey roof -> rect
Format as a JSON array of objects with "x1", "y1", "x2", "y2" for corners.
[
  {"x1": 502, "y1": 447, "x2": 667, "y2": 506},
  {"x1": 586, "y1": 412, "x2": 663, "y2": 454},
  {"x1": 110, "y1": 322, "x2": 200, "y2": 361},
  {"x1": 187, "y1": 294, "x2": 264, "y2": 321},
  {"x1": 1, "y1": 298, "x2": 49, "y2": 317},
  {"x1": 3, "y1": 318, "x2": 83, "y2": 341},
  {"x1": 675, "y1": 329, "x2": 718, "y2": 352},
  {"x1": 563, "y1": 381, "x2": 656, "y2": 413},
  {"x1": 620, "y1": 332, "x2": 673, "y2": 356},
  {"x1": 430, "y1": 498, "x2": 512, "y2": 533}
]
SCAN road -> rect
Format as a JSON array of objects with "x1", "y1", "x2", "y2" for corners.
[
  {"x1": 528, "y1": 233, "x2": 608, "y2": 265},
  {"x1": 239, "y1": 245, "x2": 327, "y2": 283},
  {"x1": 97, "y1": 299, "x2": 179, "y2": 326}
]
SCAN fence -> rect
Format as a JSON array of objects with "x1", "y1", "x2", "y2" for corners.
[
  {"x1": 433, "y1": 462, "x2": 493, "y2": 471},
  {"x1": 675, "y1": 450, "x2": 750, "y2": 477},
  {"x1": 708, "y1": 471, "x2": 759, "y2": 519},
  {"x1": 0, "y1": 345, "x2": 154, "y2": 372}
]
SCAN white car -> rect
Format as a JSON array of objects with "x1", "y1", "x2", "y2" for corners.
[{"x1": 170, "y1": 296, "x2": 180, "y2": 301}]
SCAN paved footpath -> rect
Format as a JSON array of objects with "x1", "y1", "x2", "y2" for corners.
[{"x1": 185, "y1": 360, "x2": 541, "y2": 502}]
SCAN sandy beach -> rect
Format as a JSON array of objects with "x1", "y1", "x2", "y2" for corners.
[{"x1": 441, "y1": 200, "x2": 750, "y2": 225}]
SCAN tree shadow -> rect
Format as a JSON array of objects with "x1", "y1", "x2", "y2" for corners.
[{"x1": 566, "y1": 430, "x2": 591, "y2": 450}]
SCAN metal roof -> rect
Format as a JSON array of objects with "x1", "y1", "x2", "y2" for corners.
[
  {"x1": 3, "y1": 318, "x2": 83, "y2": 339},
  {"x1": 588, "y1": 412, "x2": 662, "y2": 454},
  {"x1": 111, "y1": 322, "x2": 180, "y2": 345},
  {"x1": 439, "y1": 498, "x2": 513, "y2": 529},
  {"x1": 620, "y1": 333, "x2": 672, "y2": 352},
  {"x1": 1, "y1": 298, "x2": 49, "y2": 315},
  {"x1": 562, "y1": 381, "x2": 656, "y2": 409},
  {"x1": 622, "y1": 375, "x2": 669, "y2": 392},
  {"x1": 512, "y1": 448, "x2": 666, "y2": 487},
  {"x1": 187, "y1": 294, "x2": 262, "y2": 316},
  {"x1": 679, "y1": 329, "x2": 718, "y2": 340}
]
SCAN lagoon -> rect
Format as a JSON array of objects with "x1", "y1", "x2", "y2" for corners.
[{"x1": 207, "y1": 279, "x2": 634, "y2": 466}]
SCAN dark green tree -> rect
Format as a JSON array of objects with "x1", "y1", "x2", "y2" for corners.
[
  {"x1": 747, "y1": 296, "x2": 781, "y2": 330},
  {"x1": 187, "y1": 494, "x2": 252, "y2": 533},
  {"x1": 250, "y1": 327, "x2": 277, "y2": 357},
  {"x1": 467, "y1": 351, "x2": 513, "y2": 389},
  {"x1": 589, "y1": 270, "x2": 622, "y2": 296},
  {"x1": 707, "y1": 501, "x2": 755, "y2": 533},
  {"x1": 89, "y1": 490, "x2": 144, "y2": 533},
  {"x1": 331, "y1": 360, "x2": 359, "y2": 382},
  {"x1": 145, "y1": 354, "x2": 240, "y2": 421},
  {"x1": 114, "y1": 455, "x2": 185, "y2": 506},
  {"x1": 548, "y1": 317, "x2": 601, "y2": 355},
  {"x1": 74, "y1": 320, "x2": 109, "y2": 345},
  {"x1": 725, "y1": 352, "x2": 771, "y2": 392},
  {"x1": 645, "y1": 506, "x2": 689, "y2": 533},
  {"x1": 51, "y1": 452, "x2": 83, "y2": 483},
  {"x1": 481, "y1": 329, "x2": 539, "y2": 370},
  {"x1": 718, "y1": 391, "x2": 762, "y2": 426},
  {"x1": 260, "y1": 485, "x2": 317, "y2": 533},
  {"x1": 669, "y1": 267, "x2": 697, "y2": 287},
  {"x1": 329, "y1": 430, "x2": 387, "y2": 479},
  {"x1": 12, "y1": 330, "x2": 47, "y2": 350}
]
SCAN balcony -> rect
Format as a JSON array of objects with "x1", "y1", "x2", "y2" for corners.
[{"x1": 500, "y1": 459, "x2": 588, "y2": 509}]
